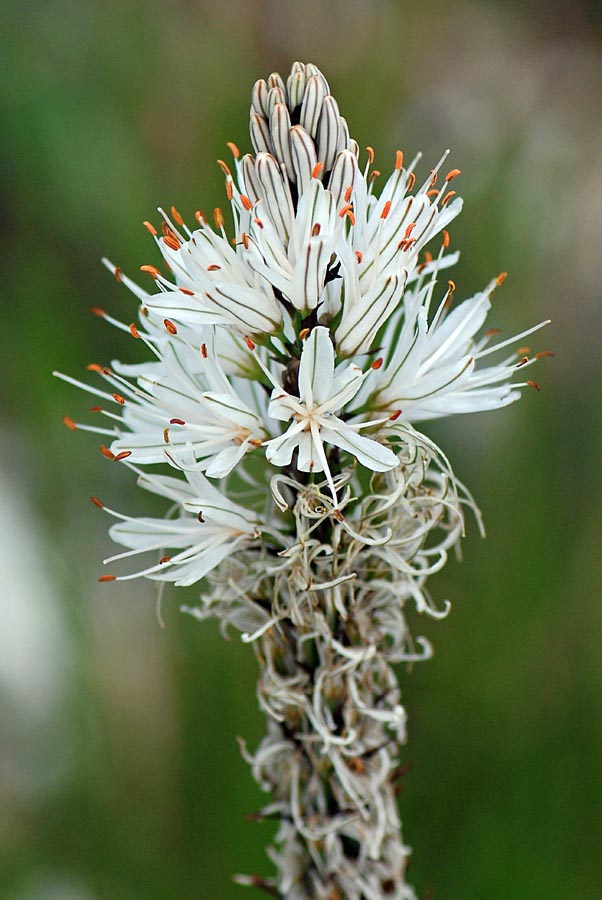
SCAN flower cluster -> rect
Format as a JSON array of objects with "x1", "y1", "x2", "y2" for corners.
[{"x1": 56, "y1": 61, "x2": 548, "y2": 900}]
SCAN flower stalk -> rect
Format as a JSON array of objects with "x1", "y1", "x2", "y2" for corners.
[{"x1": 56, "y1": 61, "x2": 549, "y2": 898}]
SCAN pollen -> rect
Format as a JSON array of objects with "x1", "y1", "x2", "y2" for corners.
[
  {"x1": 114, "y1": 267, "x2": 122, "y2": 282},
  {"x1": 312, "y1": 222, "x2": 322, "y2": 236}
]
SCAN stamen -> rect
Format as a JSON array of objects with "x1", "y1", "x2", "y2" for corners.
[
  {"x1": 164, "y1": 319, "x2": 178, "y2": 335},
  {"x1": 407, "y1": 172, "x2": 416, "y2": 191},
  {"x1": 100, "y1": 445, "x2": 115, "y2": 460},
  {"x1": 381, "y1": 200, "x2": 392, "y2": 219},
  {"x1": 113, "y1": 267, "x2": 122, "y2": 282},
  {"x1": 98, "y1": 575, "x2": 116, "y2": 582},
  {"x1": 114, "y1": 450, "x2": 132, "y2": 461},
  {"x1": 112, "y1": 393, "x2": 125, "y2": 405},
  {"x1": 200, "y1": 343, "x2": 208, "y2": 358},
  {"x1": 197, "y1": 511, "x2": 205, "y2": 523},
  {"x1": 195, "y1": 210, "x2": 206, "y2": 225},
  {"x1": 227, "y1": 141, "x2": 240, "y2": 158},
  {"x1": 445, "y1": 168, "x2": 461, "y2": 182},
  {"x1": 163, "y1": 234, "x2": 181, "y2": 251},
  {"x1": 344, "y1": 184, "x2": 353, "y2": 202},
  {"x1": 87, "y1": 364, "x2": 103, "y2": 373},
  {"x1": 159, "y1": 556, "x2": 171, "y2": 564},
  {"x1": 163, "y1": 428, "x2": 169, "y2": 443},
  {"x1": 299, "y1": 328, "x2": 310, "y2": 340},
  {"x1": 217, "y1": 159, "x2": 231, "y2": 177},
  {"x1": 90, "y1": 496, "x2": 104, "y2": 508},
  {"x1": 91, "y1": 307, "x2": 106, "y2": 318},
  {"x1": 366, "y1": 146, "x2": 375, "y2": 165},
  {"x1": 496, "y1": 271, "x2": 508, "y2": 286},
  {"x1": 170, "y1": 206, "x2": 184, "y2": 226},
  {"x1": 143, "y1": 221, "x2": 158, "y2": 236},
  {"x1": 371, "y1": 358, "x2": 383, "y2": 370},
  {"x1": 240, "y1": 194, "x2": 254, "y2": 211},
  {"x1": 129, "y1": 323, "x2": 141, "y2": 339},
  {"x1": 395, "y1": 150, "x2": 403, "y2": 170},
  {"x1": 63, "y1": 415, "x2": 77, "y2": 431},
  {"x1": 312, "y1": 223, "x2": 321, "y2": 235},
  {"x1": 140, "y1": 265, "x2": 161, "y2": 279},
  {"x1": 442, "y1": 230, "x2": 450, "y2": 248},
  {"x1": 89, "y1": 406, "x2": 103, "y2": 412},
  {"x1": 527, "y1": 380, "x2": 541, "y2": 391},
  {"x1": 244, "y1": 336, "x2": 256, "y2": 350},
  {"x1": 226, "y1": 181, "x2": 233, "y2": 201},
  {"x1": 516, "y1": 357, "x2": 530, "y2": 367},
  {"x1": 355, "y1": 251, "x2": 363, "y2": 263},
  {"x1": 535, "y1": 351, "x2": 555, "y2": 359},
  {"x1": 441, "y1": 190, "x2": 456, "y2": 206},
  {"x1": 179, "y1": 287, "x2": 195, "y2": 295},
  {"x1": 170, "y1": 418, "x2": 186, "y2": 425},
  {"x1": 206, "y1": 264, "x2": 221, "y2": 271},
  {"x1": 311, "y1": 162, "x2": 323, "y2": 178},
  {"x1": 389, "y1": 409, "x2": 402, "y2": 421}
]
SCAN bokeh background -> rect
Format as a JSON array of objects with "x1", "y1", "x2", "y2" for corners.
[{"x1": 2, "y1": 1, "x2": 601, "y2": 898}]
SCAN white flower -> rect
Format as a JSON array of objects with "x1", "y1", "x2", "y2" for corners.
[
  {"x1": 262, "y1": 326, "x2": 399, "y2": 505},
  {"x1": 97, "y1": 467, "x2": 261, "y2": 587}
]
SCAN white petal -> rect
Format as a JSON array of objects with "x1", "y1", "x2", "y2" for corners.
[{"x1": 298, "y1": 326, "x2": 334, "y2": 407}]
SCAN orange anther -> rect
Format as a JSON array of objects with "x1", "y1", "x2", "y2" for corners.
[
  {"x1": 371, "y1": 357, "x2": 383, "y2": 370},
  {"x1": 200, "y1": 343, "x2": 208, "y2": 358},
  {"x1": 395, "y1": 150, "x2": 404, "y2": 170},
  {"x1": 381, "y1": 200, "x2": 392, "y2": 219},
  {"x1": 429, "y1": 170, "x2": 438, "y2": 188},
  {"x1": 86, "y1": 363, "x2": 103, "y2": 373},
  {"x1": 407, "y1": 172, "x2": 416, "y2": 191},
  {"x1": 207, "y1": 264, "x2": 222, "y2": 272},
  {"x1": 299, "y1": 328, "x2": 310, "y2": 340},
  {"x1": 516, "y1": 356, "x2": 530, "y2": 367},
  {"x1": 170, "y1": 205, "x2": 184, "y2": 225},
  {"x1": 197, "y1": 511, "x2": 205, "y2": 523},
  {"x1": 447, "y1": 280, "x2": 456, "y2": 292},
  {"x1": 112, "y1": 393, "x2": 125, "y2": 405},
  {"x1": 445, "y1": 168, "x2": 461, "y2": 182},
  {"x1": 163, "y1": 428, "x2": 169, "y2": 443},
  {"x1": 241, "y1": 232, "x2": 250, "y2": 249},
  {"x1": 213, "y1": 207, "x2": 225, "y2": 229},
  {"x1": 163, "y1": 234, "x2": 181, "y2": 251},
  {"x1": 170, "y1": 418, "x2": 186, "y2": 425},
  {"x1": 518, "y1": 346, "x2": 531, "y2": 356},
  {"x1": 244, "y1": 336, "x2": 256, "y2": 350},
  {"x1": 63, "y1": 415, "x2": 77, "y2": 431},
  {"x1": 355, "y1": 250, "x2": 363, "y2": 263},
  {"x1": 423, "y1": 250, "x2": 433, "y2": 263},
  {"x1": 404, "y1": 222, "x2": 416, "y2": 240},
  {"x1": 344, "y1": 184, "x2": 353, "y2": 202},
  {"x1": 114, "y1": 267, "x2": 122, "y2": 282},
  {"x1": 312, "y1": 222, "x2": 321, "y2": 236},
  {"x1": 143, "y1": 220, "x2": 158, "y2": 236},
  {"x1": 90, "y1": 496, "x2": 104, "y2": 508},
  {"x1": 442, "y1": 230, "x2": 450, "y2": 248},
  {"x1": 389, "y1": 409, "x2": 402, "y2": 421},
  {"x1": 369, "y1": 169, "x2": 381, "y2": 183},
  {"x1": 496, "y1": 271, "x2": 508, "y2": 286},
  {"x1": 140, "y1": 265, "x2": 160, "y2": 278},
  {"x1": 527, "y1": 380, "x2": 541, "y2": 392},
  {"x1": 227, "y1": 141, "x2": 240, "y2": 158},
  {"x1": 90, "y1": 306, "x2": 106, "y2": 317},
  {"x1": 217, "y1": 159, "x2": 231, "y2": 177},
  {"x1": 311, "y1": 162, "x2": 323, "y2": 178},
  {"x1": 253, "y1": 217, "x2": 264, "y2": 229},
  {"x1": 333, "y1": 509, "x2": 344, "y2": 522},
  {"x1": 114, "y1": 450, "x2": 132, "y2": 461},
  {"x1": 240, "y1": 194, "x2": 253, "y2": 211},
  {"x1": 159, "y1": 556, "x2": 171, "y2": 564},
  {"x1": 426, "y1": 189, "x2": 439, "y2": 197},
  {"x1": 535, "y1": 351, "x2": 555, "y2": 359},
  {"x1": 195, "y1": 210, "x2": 206, "y2": 225},
  {"x1": 339, "y1": 203, "x2": 353, "y2": 219},
  {"x1": 98, "y1": 574, "x2": 116, "y2": 582},
  {"x1": 441, "y1": 190, "x2": 456, "y2": 206},
  {"x1": 89, "y1": 405, "x2": 102, "y2": 412},
  {"x1": 366, "y1": 146, "x2": 375, "y2": 164},
  {"x1": 129, "y1": 322, "x2": 141, "y2": 339},
  {"x1": 100, "y1": 445, "x2": 115, "y2": 460},
  {"x1": 179, "y1": 287, "x2": 195, "y2": 295},
  {"x1": 164, "y1": 319, "x2": 178, "y2": 335},
  {"x1": 226, "y1": 181, "x2": 233, "y2": 201}
]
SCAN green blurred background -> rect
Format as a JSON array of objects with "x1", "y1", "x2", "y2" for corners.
[{"x1": 2, "y1": 1, "x2": 601, "y2": 897}]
